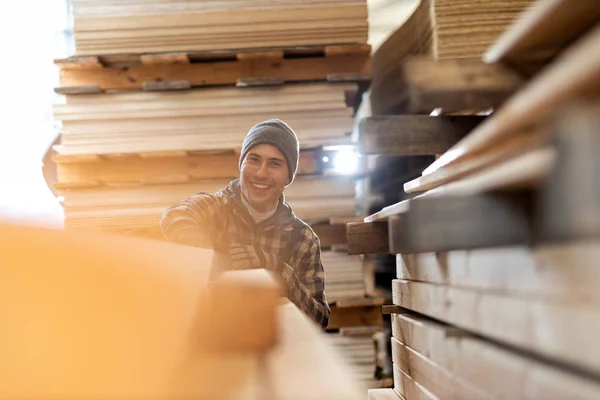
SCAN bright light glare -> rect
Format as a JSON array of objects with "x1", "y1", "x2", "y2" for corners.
[
  {"x1": 333, "y1": 150, "x2": 358, "y2": 174},
  {"x1": 322, "y1": 156, "x2": 329, "y2": 163}
]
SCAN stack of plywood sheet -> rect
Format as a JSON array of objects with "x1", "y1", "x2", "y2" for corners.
[
  {"x1": 71, "y1": 0, "x2": 368, "y2": 55},
  {"x1": 61, "y1": 176, "x2": 357, "y2": 232},
  {"x1": 431, "y1": 0, "x2": 534, "y2": 60},
  {"x1": 322, "y1": 250, "x2": 366, "y2": 302},
  {"x1": 53, "y1": 83, "x2": 356, "y2": 156}
]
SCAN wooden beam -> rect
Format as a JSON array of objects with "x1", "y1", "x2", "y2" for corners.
[
  {"x1": 327, "y1": 303, "x2": 384, "y2": 330},
  {"x1": 404, "y1": 57, "x2": 524, "y2": 114},
  {"x1": 347, "y1": 221, "x2": 390, "y2": 255},
  {"x1": 398, "y1": 243, "x2": 600, "y2": 304},
  {"x1": 359, "y1": 115, "x2": 484, "y2": 156},
  {"x1": 484, "y1": 0, "x2": 600, "y2": 76},
  {"x1": 538, "y1": 105, "x2": 600, "y2": 243},
  {"x1": 392, "y1": 313, "x2": 600, "y2": 399},
  {"x1": 392, "y1": 279, "x2": 600, "y2": 376},
  {"x1": 424, "y1": 24, "x2": 600, "y2": 176},
  {"x1": 390, "y1": 192, "x2": 533, "y2": 254},
  {"x1": 367, "y1": 388, "x2": 403, "y2": 400},
  {"x1": 392, "y1": 366, "x2": 434, "y2": 400},
  {"x1": 311, "y1": 222, "x2": 347, "y2": 248},
  {"x1": 392, "y1": 338, "x2": 488, "y2": 399}
]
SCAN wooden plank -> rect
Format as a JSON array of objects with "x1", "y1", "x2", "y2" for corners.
[
  {"x1": 393, "y1": 365, "x2": 436, "y2": 400},
  {"x1": 392, "y1": 313, "x2": 600, "y2": 399},
  {"x1": 54, "y1": 149, "x2": 321, "y2": 188},
  {"x1": 398, "y1": 243, "x2": 600, "y2": 305},
  {"x1": 424, "y1": 24, "x2": 600, "y2": 176},
  {"x1": 404, "y1": 57, "x2": 524, "y2": 114},
  {"x1": 359, "y1": 116, "x2": 484, "y2": 156},
  {"x1": 336, "y1": 297, "x2": 385, "y2": 308},
  {"x1": 391, "y1": 338, "x2": 488, "y2": 399},
  {"x1": 370, "y1": 0, "x2": 434, "y2": 114},
  {"x1": 347, "y1": 221, "x2": 390, "y2": 255},
  {"x1": 368, "y1": 388, "x2": 402, "y2": 400},
  {"x1": 140, "y1": 52, "x2": 190, "y2": 65},
  {"x1": 327, "y1": 303, "x2": 384, "y2": 330},
  {"x1": 392, "y1": 279, "x2": 600, "y2": 376},
  {"x1": 404, "y1": 127, "x2": 550, "y2": 193},
  {"x1": 382, "y1": 305, "x2": 403, "y2": 315},
  {"x1": 339, "y1": 326, "x2": 384, "y2": 337},
  {"x1": 391, "y1": 192, "x2": 532, "y2": 254},
  {"x1": 311, "y1": 222, "x2": 347, "y2": 248},
  {"x1": 484, "y1": 0, "x2": 600, "y2": 75},
  {"x1": 142, "y1": 80, "x2": 191, "y2": 91},
  {"x1": 538, "y1": 104, "x2": 600, "y2": 243},
  {"x1": 364, "y1": 200, "x2": 410, "y2": 223}
]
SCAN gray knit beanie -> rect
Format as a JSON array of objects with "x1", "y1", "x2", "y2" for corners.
[{"x1": 239, "y1": 119, "x2": 300, "y2": 183}]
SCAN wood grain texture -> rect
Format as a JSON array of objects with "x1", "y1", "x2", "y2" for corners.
[
  {"x1": 431, "y1": 0, "x2": 534, "y2": 60},
  {"x1": 404, "y1": 57, "x2": 525, "y2": 114},
  {"x1": 321, "y1": 251, "x2": 366, "y2": 302},
  {"x1": 327, "y1": 303, "x2": 384, "y2": 330},
  {"x1": 71, "y1": 1, "x2": 369, "y2": 55},
  {"x1": 485, "y1": 0, "x2": 600, "y2": 75},
  {"x1": 392, "y1": 279, "x2": 600, "y2": 376},
  {"x1": 359, "y1": 115, "x2": 484, "y2": 156},
  {"x1": 53, "y1": 83, "x2": 356, "y2": 155},
  {"x1": 392, "y1": 313, "x2": 600, "y2": 399},
  {"x1": 347, "y1": 221, "x2": 390, "y2": 255},
  {"x1": 424, "y1": 24, "x2": 600, "y2": 176},
  {"x1": 391, "y1": 338, "x2": 488, "y2": 399},
  {"x1": 390, "y1": 192, "x2": 533, "y2": 254},
  {"x1": 54, "y1": 149, "x2": 321, "y2": 189},
  {"x1": 370, "y1": 0, "x2": 433, "y2": 114},
  {"x1": 397, "y1": 241, "x2": 600, "y2": 304}
]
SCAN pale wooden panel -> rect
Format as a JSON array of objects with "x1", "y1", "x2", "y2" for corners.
[
  {"x1": 392, "y1": 279, "x2": 600, "y2": 375},
  {"x1": 392, "y1": 313, "x2": 600, "y2": 399}
]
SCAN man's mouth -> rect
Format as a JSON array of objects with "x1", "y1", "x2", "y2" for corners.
[{"x1": 251, "y1": 182, "x2": 271, "y2": 190}]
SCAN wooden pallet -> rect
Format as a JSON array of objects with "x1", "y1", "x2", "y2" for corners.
[
  {"x1": 55, "y1": 44, "x2": 372, "y2": 94},
  {"x1": 52, "y1": 148, "x2": 322, "y2": 190}
]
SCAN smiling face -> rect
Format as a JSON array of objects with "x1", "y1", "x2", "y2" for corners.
[{"x1": 240, "y1": 144, "x2": 290, "y2": 213}]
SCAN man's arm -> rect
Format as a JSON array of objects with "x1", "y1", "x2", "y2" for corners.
[
  {"x1": 159, "y1": 193, "x2": 223, "y2": 246},
  {"x1": 276, "y1": 235, "x2": 331, "y2": 328}
]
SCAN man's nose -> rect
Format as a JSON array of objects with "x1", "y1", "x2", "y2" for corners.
[{"x1": 256, "y1": 162, "x2": 269, "y2": 178}]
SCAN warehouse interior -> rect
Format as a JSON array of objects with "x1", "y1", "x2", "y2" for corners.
[{"x1": 2, "y1": 0, "x2": 600, "y2": 399}]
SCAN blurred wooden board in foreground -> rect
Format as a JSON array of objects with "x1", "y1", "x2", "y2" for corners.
[{"x1": 0, "y1": 222, "x2": 365, "y2": 400}]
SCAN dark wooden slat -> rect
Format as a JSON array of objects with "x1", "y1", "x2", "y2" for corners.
[
  {"x1": 327, "y1": 303, "x2": 384, "y2": 330},
  {"x1": 390, "y1": 192, "x2": 533, "y2": 254},
  {"x1": 538, "y1": 104, "x2": 600, "y2": 243},
  {"x1": 312, "y1": 223, "x2": 347, "y2": 248},
  {"x1": 359, "y1": 115, "x2": 484, "y2": 156},
  {"x1": 405, "y1": 57, "x2": 525, "y2": 114},
  {"x1": 347, "y1": 221, "x2": 390, "y2": 255}
]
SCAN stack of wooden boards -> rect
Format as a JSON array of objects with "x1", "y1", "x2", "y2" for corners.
[
  {"x1": 51, "y1": 0, "x2": 372, "y2": 234},
  {"x1": 431, "y1": 0, "x2": 534, "y2": 60},
  {"x1": 368, "y1": 0, "x2": 532, "y2": 114},
  {"x1": 70, "y1": 0, "x2": 368, "y2": 55},
  {"x1": 353, "y1": 1, "x2": 600, "y2": 399}
]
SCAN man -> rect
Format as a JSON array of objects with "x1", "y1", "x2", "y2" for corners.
[{"x1": 159, "y1": 119, "x2": 330, "y2": 328}]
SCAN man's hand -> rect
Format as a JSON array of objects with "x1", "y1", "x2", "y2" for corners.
[{"x1": 228, "y1": 243, "x2": 279, "y2": 271}]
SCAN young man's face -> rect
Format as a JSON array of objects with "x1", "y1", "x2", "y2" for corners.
[{"x1": 240, "y1": 144, "x2": 290, "y2": 213}]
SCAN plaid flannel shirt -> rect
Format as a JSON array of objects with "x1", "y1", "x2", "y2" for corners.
[{"x1": 159, "y1": 179, "x2": 331, "y2": 328}]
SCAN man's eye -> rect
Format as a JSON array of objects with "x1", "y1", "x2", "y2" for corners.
[{"x1": 271, "y1": 162, "x2": 281, "y2": 167}]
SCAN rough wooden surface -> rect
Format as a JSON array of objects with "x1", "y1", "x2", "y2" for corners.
[
  {"x1": 57, "y1": 44, "x2": 372, "y2": 92},
  {"x1": 392, "y1": 313, "x2": 600, "y2": 399},
  {"x1": 359, "y1": 115, "x2": 483, "y2": 156},
  {"x1": 347, "y1": 221, "x2": 390, "y2": 255},
  {"x1": 404, "y1": 57, "x2": 524, "y2": 114},
  {"x1": 485, "y1": 0, "x2": 600, "y2": 75}
]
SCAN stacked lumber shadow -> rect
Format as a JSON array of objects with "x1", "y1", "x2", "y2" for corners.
[{"x1": 351, "y1": 1, "x2": 600, "y2": 399}]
